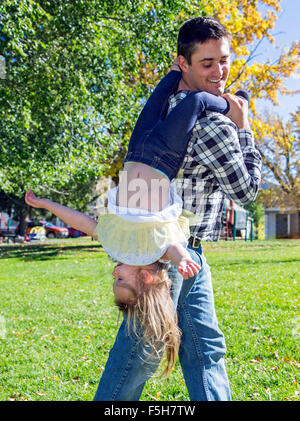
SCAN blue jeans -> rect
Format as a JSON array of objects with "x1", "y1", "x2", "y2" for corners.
[
  {"x1": 124, "y1": 71, "x2": 229, "y2": 180},
  {"x1": 93, "y1": 246, "x2": 231, "y2": 401}
]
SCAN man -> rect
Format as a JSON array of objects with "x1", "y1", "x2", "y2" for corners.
[{"x1": 93, "y1": 17, "x2": 262, "y2": 401}]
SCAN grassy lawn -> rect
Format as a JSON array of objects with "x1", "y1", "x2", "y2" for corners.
[{"x1": 0, "y1": 238, "x2": 299, "y2": 401}]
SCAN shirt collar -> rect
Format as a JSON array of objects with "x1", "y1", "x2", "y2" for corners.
[{"x1": 168, "y1": 90, "x2": 190, "y2": 107}]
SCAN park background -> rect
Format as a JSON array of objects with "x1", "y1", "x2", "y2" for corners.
[{"x1": 0, "y1": 0, "x2": 299, "y2": 401}]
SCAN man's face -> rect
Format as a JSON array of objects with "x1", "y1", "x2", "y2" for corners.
[{"x1": 179, "y1": 37, "x2": 231, "y2": 96}]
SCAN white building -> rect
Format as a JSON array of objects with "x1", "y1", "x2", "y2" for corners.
[{"x1": 264, "y1": 208, "x2": 300, "y2": 239}]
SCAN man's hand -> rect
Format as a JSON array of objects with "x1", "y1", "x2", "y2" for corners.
[
  {"x1": 223, "y1": 93, "x2": 251, "y2": 130},
  {"x1": 25, "y1": 190, "x2": 49, "y2": 209},
  {"x1": 171, "y1": 57, "x2": 181, "y2": 72}
]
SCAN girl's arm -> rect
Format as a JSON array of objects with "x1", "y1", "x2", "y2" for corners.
[
  {"x1": 163, "y1": 243, "x2": 201, "y2": 280},
  {"x1": 25, "y1": 190, "x2": 97, "y2": 237}
]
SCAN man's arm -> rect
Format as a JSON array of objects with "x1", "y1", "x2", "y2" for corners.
[
  {"x1": 197, "y1": 120, "x2": 261, "y2": 205},
  {"x1": 191, "y1": 97, "x2": 262, "y2": 206}
]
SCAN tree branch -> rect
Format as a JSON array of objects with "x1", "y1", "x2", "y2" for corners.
[
  {"x1": 39, "y1": 186, "x2": 70, "y2": 195},
  {"x1": 256, "y1": 146, "x2": 291, "y2": 195},
  {"x1": 226, "y1": 36, "x2": 266, "y2": 90}
]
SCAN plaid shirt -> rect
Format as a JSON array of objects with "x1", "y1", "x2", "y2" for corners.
[{"x1": 168, "y1": 91, "x2": 262, "y2": 241}]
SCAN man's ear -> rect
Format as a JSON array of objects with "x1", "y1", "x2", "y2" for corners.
[
  {"x1": 177, "y1": 55, "x2": 189, "y2": 73},
  {"x1": 139, "y1": 269, "x2": 154, "y2": 285}
]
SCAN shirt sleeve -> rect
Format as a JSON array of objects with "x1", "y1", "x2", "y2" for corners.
[{"x1": 190, "y1": 115, "x2": 262, "y2": 206}]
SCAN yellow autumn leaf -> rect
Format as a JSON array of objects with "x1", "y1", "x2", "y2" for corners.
[{"x1": 154, "y1": 391, "x2": 162, "y2": 400}]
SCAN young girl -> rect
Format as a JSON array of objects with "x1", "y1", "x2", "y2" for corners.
[{"x1": 25, "y1": 62, "x2": 232, "y2": 374}]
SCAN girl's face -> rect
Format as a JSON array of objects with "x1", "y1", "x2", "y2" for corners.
[
  {"x1": 112, "y1": 262, "x2": 156, "y2": 304},
  {"x1": 112, "y1": 263, "x2": 140, "y2": 303}
]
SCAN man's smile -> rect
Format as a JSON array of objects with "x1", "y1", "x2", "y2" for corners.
[{"x1": 208, "y1": 78, "x2": 223, "y2": 83}]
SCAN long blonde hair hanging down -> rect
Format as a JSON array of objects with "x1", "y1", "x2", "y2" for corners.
[{"x1": 115, "y1": 262, "x2": 181, "y2": 377}]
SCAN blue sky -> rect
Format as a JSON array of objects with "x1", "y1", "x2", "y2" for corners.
[{"x1": 255, "y1": 0, "x2": 300, "y2": 121}]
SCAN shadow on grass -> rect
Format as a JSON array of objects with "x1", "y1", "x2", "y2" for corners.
[{"x1": 0, "y1": 242, "x2": 103, "y2": 261}]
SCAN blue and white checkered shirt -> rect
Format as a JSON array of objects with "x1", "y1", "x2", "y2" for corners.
[{"x1": 168, "y1": 91, "x2": 262, "y2": 241}]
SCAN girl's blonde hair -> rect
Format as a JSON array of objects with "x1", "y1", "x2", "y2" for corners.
[{"x1": 115, "y1": 262, "x2": 181, "y2": 376}]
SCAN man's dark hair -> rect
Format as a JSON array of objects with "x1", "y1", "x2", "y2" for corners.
[{"x1": 177, "y1": 17, "x2": 231, "y2": 64}]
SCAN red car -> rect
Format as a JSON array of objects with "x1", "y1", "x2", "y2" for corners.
[
  {"x1": 67, "y1": 227, "x2": 86, "y2": 238},
  {"x1": 24, "y1": 221, "x2": 68, "y2": 239},
  {"x1": 39, "y1": 221, "x2": 69, "y2": 238}
]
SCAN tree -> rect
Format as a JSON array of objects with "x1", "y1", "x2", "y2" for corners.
[
  {"x1": 0, "y1": 0, "x2": 205, "y2": 230},
  {"x1": 0, "y1": 1, "x2": 205, "y2": 217},
  {"x1": 199, "y1": 0, "x2": 300, "y2": 109},
  {"x1": 0, "y1": 190, "x2": 34, "y2": 235},
  {"x1": 0, "y1": 0, "x2": 204, "y2": 171},
  {"x1": 252, "y1": 109, "x2": 300, "y2": 209}
]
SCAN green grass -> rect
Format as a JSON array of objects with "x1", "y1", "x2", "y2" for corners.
[{"x1": 0, "y1": 238, "x2": 299, "y2": 401}]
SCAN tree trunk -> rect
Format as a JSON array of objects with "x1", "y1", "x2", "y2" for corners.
[{"x1": 18, "y1": 209, "x2": 29, "y2": 236}]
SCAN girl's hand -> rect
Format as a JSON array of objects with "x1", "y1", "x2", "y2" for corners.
[
  {"x1": 25, "y1": 190, "x2": 49, "y2": 209},
  {"x1": 177, "y1": 258, "x2": 201, "y2": 280}
]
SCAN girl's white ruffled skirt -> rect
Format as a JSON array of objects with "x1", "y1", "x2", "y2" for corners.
[{"x1": 93, "y1": 184, "x2": 190, "y2": 265}]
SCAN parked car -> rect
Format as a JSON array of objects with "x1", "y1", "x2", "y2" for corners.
[
  {"x1": 29, "y1": 226, "x2": 46, "y2": 241},
  {"x1": 40, "y1": 221, "x2": 69, "y2": 238},
  {"x1": 23, "y1": 220, "x2": 68, "y2": 239},
  {"x1": 67, "y1": 227, "x2": 86, "y2": 238},
  {"x1": 25, "y1": 221, "x2": 43, "y2": 235}
]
